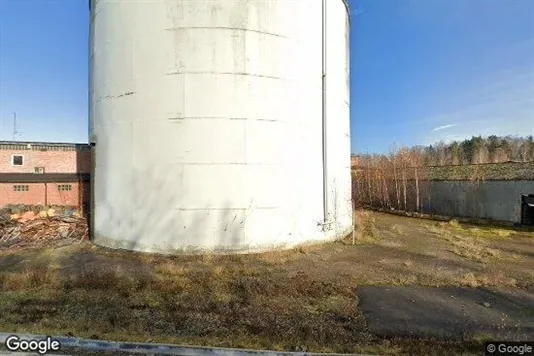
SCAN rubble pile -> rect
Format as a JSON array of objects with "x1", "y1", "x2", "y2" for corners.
[{"x1": 0, "y1": 205, "x2": 89, "y2": 249}]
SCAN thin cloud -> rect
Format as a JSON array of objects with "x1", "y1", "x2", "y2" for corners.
[
  {"x1": 432, "y1": 124, "x2": 458, "y2": 132},
  {"x1": 352, "y1": 6, "x2": 365, "y2": 16},
  {"x1": 415, "y1": 58, "x2": 534, "y2": 147}
]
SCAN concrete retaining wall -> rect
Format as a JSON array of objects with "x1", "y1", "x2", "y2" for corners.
[{"x1": 424, "y1": 180, "x2": 534, "y2": 224}]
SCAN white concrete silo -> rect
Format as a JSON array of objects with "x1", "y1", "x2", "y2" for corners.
[{"x1": 89, "y1": 0, "x2": 352, "y2": 254}]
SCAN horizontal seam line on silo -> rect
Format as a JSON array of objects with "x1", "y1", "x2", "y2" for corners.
[
  {"x1": 166, "y1": 117, "x2": 283, "y2": 122},
  {"x1": 164, "y1": 163, "x2": 282, "y2": 166},
  {"x1": 165, "y1": 71, "x2": 288, "y2": 81},
  {"x1": 164, "y1": 26, "x2": 290, "y2": 39},
  {"x1": 173, "y1": 207, "x2": 278, "y2": 211}
]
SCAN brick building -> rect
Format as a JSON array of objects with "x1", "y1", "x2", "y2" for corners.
[{"x1": 0, "y1": 141, "x2": 92, "y2": 208}]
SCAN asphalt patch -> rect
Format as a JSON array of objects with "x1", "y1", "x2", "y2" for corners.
[{"x1": 357, "y1": 286, "x2": 534, "y2": 340}]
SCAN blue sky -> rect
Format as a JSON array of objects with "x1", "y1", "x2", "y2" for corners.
[
  {"x1": 0, "y1": 0, "x2": 89, "y2": 144},
  {"x1": 0, "y1": 0, "x2": 533, "y2": 153},
  {"x1": 351, "y1": 0, "x2": 534, "y2": 153}
]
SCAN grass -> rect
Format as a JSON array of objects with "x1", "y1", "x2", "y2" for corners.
[
  {"x1": 0, "y1": 263, "x2": 374, "y2": 353},
  {"x1": 422, "y1": 220, "x2": 518, "y2": 263},
  {"x1": 0, "y1": 250, "x2": 486, "y2": 354},
  {"x1": 389, "y1": 224, "x2": 407, "y2": 236},
  {"x1": 403, "y1": 260, "x2": 414, "y2": 267},
  {"x1": 351, "y1": 210, "x2": 382, "y2": 244},
  {"x1": 154, "y1": 261, "x2": 188, "y2": 276},
  {"x1": 441, "y1": 219, "x2": 516, "y2": 239},
  {"x1": 449, "y1": 236, "x2": 501, "y2": 263},
  {"x1": 0, "y1": 209, "x2": 531, "y2": 354},
  {"x1": 459, "y1": 273, "x2": 489, "y2": 288},
  {"x1": 0, "y1": 266, "x2": 61, "y2": 291}
]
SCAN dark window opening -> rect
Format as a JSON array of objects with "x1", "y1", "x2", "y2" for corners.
[
  {"x1": 13, "y1": 185, "x2": 29, "y2": 192},
  {"x1": 521, "y1": 194, "x2": 534, "y2": 226},
  {"x1": 58, "y1": 184, "x2": 72, "y2": 192},
  {"x1": 12, "y1": 155, "x2": 23, "y2": 166}
]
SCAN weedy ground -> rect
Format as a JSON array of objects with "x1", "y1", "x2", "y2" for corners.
[{"x1": 0, "y1": 210, "x2": 532, "y2": 355}]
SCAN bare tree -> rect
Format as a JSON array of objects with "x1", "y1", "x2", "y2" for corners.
[
  {"x1": 382, "y1": 162, "x2": 390, "y2": 208},
  {"x1": 391, "y1": 147, "x2": 401, "y2": 209},
  {"x1": 414, "y1": 165, "x2": 420, "y2": 212},
  {"x1": 366, "y1": 158, "x2": 372, "y2": 205},
  {"x1": 402, "y1": 162, "x2": 407, "y2": 210}
]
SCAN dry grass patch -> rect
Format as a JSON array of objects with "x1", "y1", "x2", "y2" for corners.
[
  {"x1": 0, "y1": 209, "x2": 530, "y2": 354},
  {"x1": 352, "y1": 210, "x2": 381, "y2": 244},
  {"x1": 433, "y1": 219, "x2": 516, "y2": 240},
  {"x1": 467, "y1": 227, "x2": 514, "y2": 239},
  {"x1": 390, "y1": 224, "x2": 406, "y2": 236},
  {"x1": 403, "y1": 260, "x2": 414, "y2": 267},
  {"x1": 392, "y1": 274, "x2": 418, "y2": 286},
  {"x1": 425, "y1": 220, "x2": 515, "y2": 263},
  {"x1": 459, "y1": 273, "x2": 489, "y2": 288},
  {"x1": 212, "y1": 265, "x2": 225, "y2": 277},
  {"x1": 459, "y1": 271, "x2": 518, "y2": 288},
  {"x1": 0, "y1": 266, "x2": 60, "y2": 291},
  {"x1": 426, "y1": 223, "x2": 446, "y2": 236},
  {"x1": 448, "y1": 219, "x2": 461, "y2": 229},
  {"x1": 0, "y1": 261, "x2": 374, "y2": 353},
  {"x1": 494, "y1": 229, "x2": 513, "y2": 238},
  {"x1": 449, "y1": 235, "x2": 502, "y2": 263},
  {"x1": 257, "y1": 249, "x2": 300, "y2": 265},
  {"x1": 155, "y1": 261, "x2": 187, "y2": 276}
]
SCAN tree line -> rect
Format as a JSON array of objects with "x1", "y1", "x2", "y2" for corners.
[
  {"x1": 354, "y1": 135, "x2": 534, "y2": 168},
  {"x1": 351, "y1": 135, "x2": 534, "y2": 212}
]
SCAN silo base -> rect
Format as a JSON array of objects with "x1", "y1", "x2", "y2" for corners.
[{"x1": 91, "y1": 227, "x2": 353, "y2": 256}]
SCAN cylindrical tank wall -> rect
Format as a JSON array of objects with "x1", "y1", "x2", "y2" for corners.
[
  {"x1": 89, "y1": 0, "x2": 352, "y2": 254},
  {"x1": 325, "y1": 0, "x2": 352, "y2": 234}
]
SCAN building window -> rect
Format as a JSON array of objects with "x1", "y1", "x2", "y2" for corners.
[
  {"x1": 11, "y1": 155, "x2": 23, "y2": 166},
  {"x1": 35, "y1": 167, "x2": 45, "y2": 174},
  {"x1": 13, "y1": 185, "x2": 29, "y2": 192},
  {"x1": 58, "y1": 184, "x2": 72, "y2": 191}
]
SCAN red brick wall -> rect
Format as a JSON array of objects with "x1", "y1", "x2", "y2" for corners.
[
  {"x1": 0, "y1": 183, "x2": 46, "y2": 206},
  {"x1": 0, "y1": 149, "x2": 91, "y2": 174},
  {"x1": 0, "y1": 182, "x2": 84, "y2": 207},
  {"x1": 46, "y1": 182, "x2": 82, "y2": 206},
  {"x1": 0, "y1": 144, "x2": 92, "y2": 208}
]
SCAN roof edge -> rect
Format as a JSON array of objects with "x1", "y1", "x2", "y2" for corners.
[
  {"x1": 0, "y1": 140, "x2": 90, "y2": 147},
  {"x1": 0, "y1": 173, "x2": 90, "y2": 183}
]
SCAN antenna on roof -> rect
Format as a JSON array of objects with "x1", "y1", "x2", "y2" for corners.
[
  {"x1": 12, "y1": 112, "x2": 21, "y2": 141},
  {"x1": 13, "y1": 113, "x2": 17, "y2": 141}
]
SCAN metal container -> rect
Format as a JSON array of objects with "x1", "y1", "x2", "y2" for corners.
[{"x1": 89, "y1": 0, "x2": 352, "y2": 254}]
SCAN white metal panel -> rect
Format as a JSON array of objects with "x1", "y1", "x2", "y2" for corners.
[
  {"x1": 245, "y1": 120, "x2": 286, "y2": 164},
  {"x1": 132, "y1": 119, "x2": 247, "y2": 164},
  {"x1": 325, "y1": 0, "x2": 352, "y2": 235},
  {"x1": 90, "y1": 0, "x2": 352, "y2": 254}
]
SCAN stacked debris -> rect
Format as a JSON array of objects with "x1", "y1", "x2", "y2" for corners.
[{"x1": 0, "y1": 205, "x2": 89, "y2": 249}]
